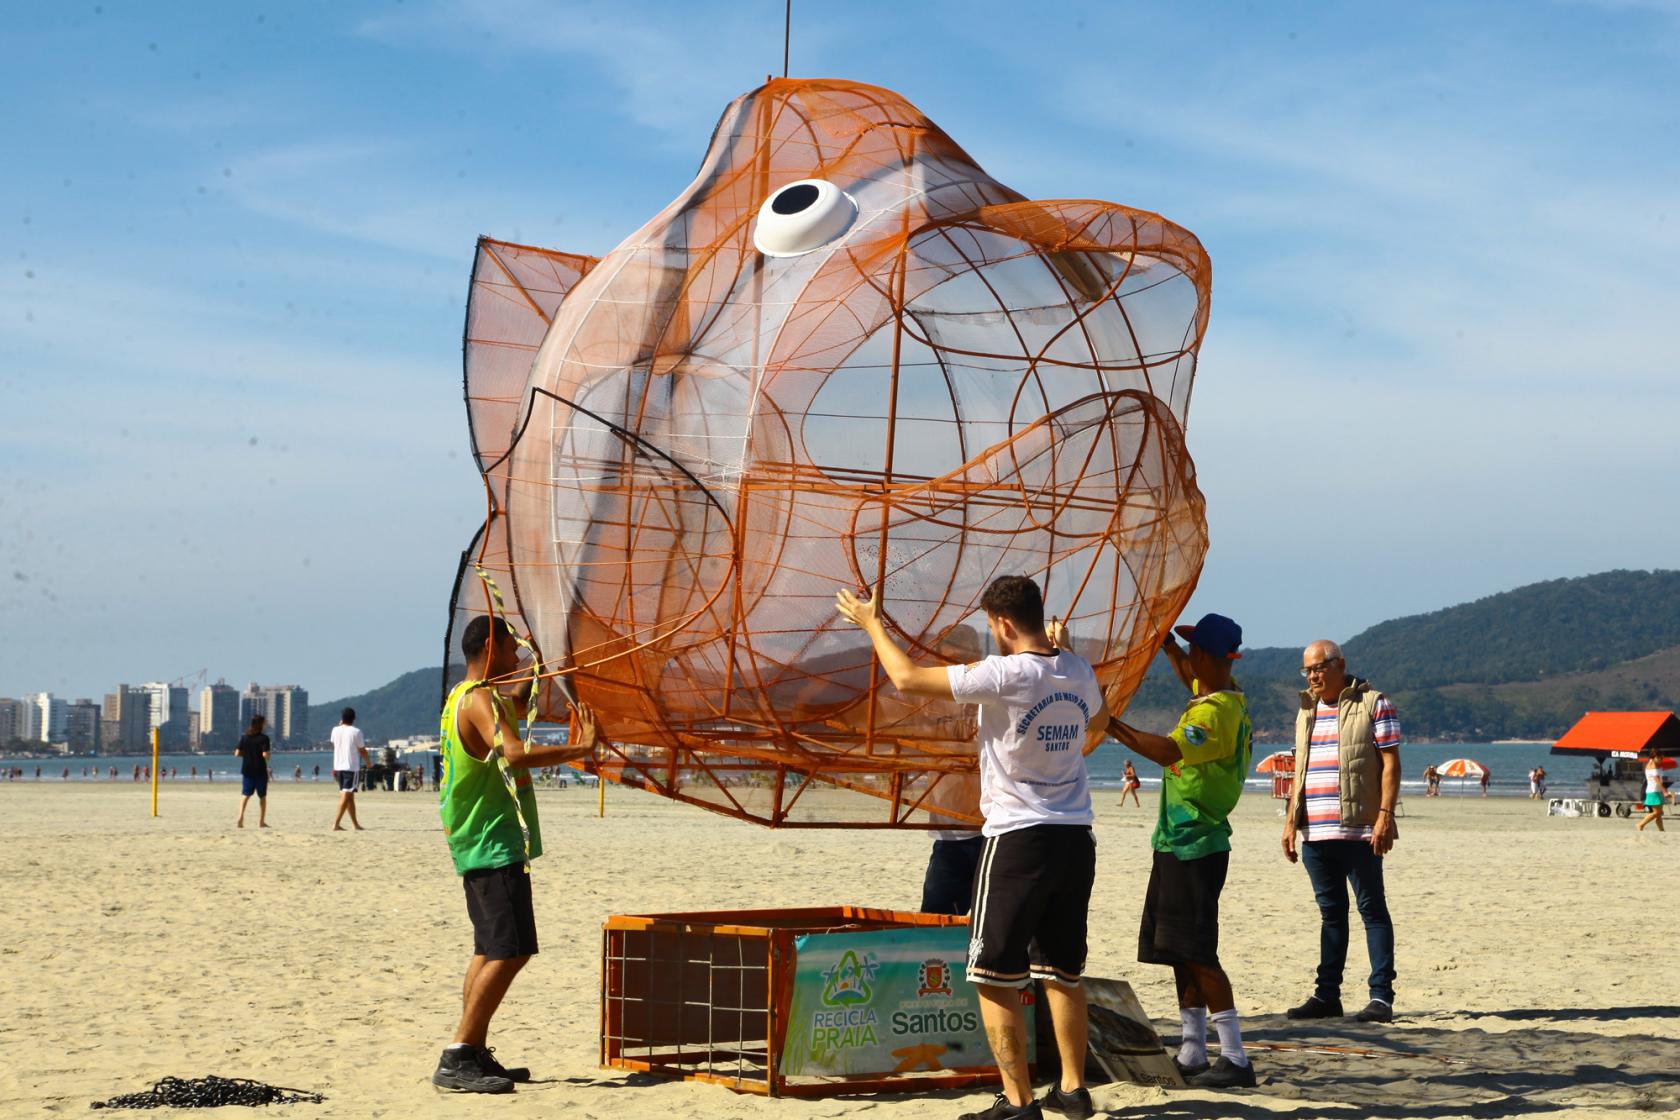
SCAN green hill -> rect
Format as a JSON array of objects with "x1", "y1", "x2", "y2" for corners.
[
  {"x1": 1126, "y1": 569, "x2": 1680, "y2": 740},
  {"x1": 319, "y1": 570, "x2": 1680, "y2": 744},
  {"x1": 307, "y1": 667, "x2": 451, "y2": 745}
]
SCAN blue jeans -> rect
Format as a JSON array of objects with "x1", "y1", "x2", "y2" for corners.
[{"x1": 1300, "y1": 839, "x2": 1396, "y2": 1004}]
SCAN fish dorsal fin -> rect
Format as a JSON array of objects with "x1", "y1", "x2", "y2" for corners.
[{"x1": 464, "y1": 236, "x2": 599, "y2": 485}]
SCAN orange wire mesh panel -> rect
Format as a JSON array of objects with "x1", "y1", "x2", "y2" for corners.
[{"x1": 446, "y1": 78, "x2": 1212, "y2": 827}]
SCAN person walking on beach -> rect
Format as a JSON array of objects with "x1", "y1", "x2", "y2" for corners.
[
  {"x1": 1121, "y1": 759, "x2": 1142, "y2": 807},
  {"x1": 1423, "y1": 764, "x2": 1440, "y2": 797},
  {"x1": 1637, "y1": 747, "x2": 1667, "y2": 832},
  {"x1": 1534, "y1": 765, "x2": 1546, "y2": 797},
  {"x1": 234, "y1": 714, "x2": 273, "y2": 828},
  {"x1": 838, "y1": 575, "x2": 1107, "y2": 1120},
  {"x1": 1107, "y1": 615, "x2": 1257, "y2": 1090},
  {"x1": 330, "y1": 708, "x2": 370, "y2": 831},
  {"x1": 1281, "y1": 640, "x2": 1401, "y2": 1025},
  {"x1": 1479, "y1": 769, "x2": 1490, "y2": 798},
  {"x1": 432, "y1": 615, "x2": 606, "y2": 1094}
]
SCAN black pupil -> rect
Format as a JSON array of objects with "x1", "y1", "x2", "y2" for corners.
[{"x1": 771, "y1": 183, "x2": 821, "y2": 215}]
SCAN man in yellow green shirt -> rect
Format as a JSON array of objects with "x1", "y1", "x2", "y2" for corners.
[
  {"x1": 431, "y1": 615, "x2": 606, "y2": 1094},
  {"x1": 1107, "y1": 613, "x2": 1255, "y2": 1090}
]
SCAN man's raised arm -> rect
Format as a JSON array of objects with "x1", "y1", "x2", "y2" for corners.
[
  {"x1": 1108, "y1": 717, "x2": 1183, "y2": 768},
  {"x1": 835, "y1": 589, "x2": 955, "y2": 699}
]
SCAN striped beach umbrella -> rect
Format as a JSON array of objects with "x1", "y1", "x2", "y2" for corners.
[{"x1": 1438, "y1": 757, "x2": 1490, "y2": 794}]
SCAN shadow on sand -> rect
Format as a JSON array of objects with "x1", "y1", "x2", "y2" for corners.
[
  {"x1": 1125, "y1": 1011, "x2": 1680, "y2": 1119},
  {"x1": 568, "y1": 1011, "x2": 1679, "y2": 1115}
]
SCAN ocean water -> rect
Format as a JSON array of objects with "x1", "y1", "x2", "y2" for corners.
[
  {"x1": 1084, "y1": 740, "x2": 1589, "y2": 798},
  {"x1": 11, "y1": 749, "x2": 342, "y2": 784},
  {"x1": 6, "y1": 741, "x2": 1599, "y2": 799}
]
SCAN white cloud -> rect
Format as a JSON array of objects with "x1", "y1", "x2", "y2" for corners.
[{"x1": 355, "y1": 0, "x2": 796, "y2": 141}]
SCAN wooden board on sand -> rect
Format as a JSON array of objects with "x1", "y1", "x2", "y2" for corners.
[{"x1": 1083, "y1": 976, "x2": 1185, "y2": 1088}]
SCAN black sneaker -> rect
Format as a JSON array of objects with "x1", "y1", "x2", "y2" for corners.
[
  {"x1": 1039, "y1": 1085, "x2": 1094, "y2": 1119},
  {"x1": 431, "y1": 1047, "x2": 514, "y2": 1093},
  {"x1": 1186, "y1": 1056, "x2": 1257, "y2": 1090},
  {"x1": 958, "y1": 1093, "x2": 1043, "y2": 1120},
  {"x1": 1172, "y1": 1054, "x2": 1210, "y2": 1078},
  {"x1": 1285, "y1": 994, "x2": 1342, "y2": 1019},
  {"x1": 1353, "y1": 999, "x2": 1394, "y2": 1023},
  {"x1": 478, "y1": 1046, "x2": 530, "y2": 1082}
]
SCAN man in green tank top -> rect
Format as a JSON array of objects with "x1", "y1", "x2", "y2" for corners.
[{"x1": 431, "y1": 615, "x2": 605, "y2": 1094}]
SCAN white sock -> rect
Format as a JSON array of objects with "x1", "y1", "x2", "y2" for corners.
[
  {"x1": 1209, "y1": 1007, "x2": 1248, "y2": 1067},
  {"x1": 1177, "y1": 1006, "x2": 1207, "y2": 1066},
  {"x1": 446, "y1": 1043, "x2": 475, "y2": 1052}
]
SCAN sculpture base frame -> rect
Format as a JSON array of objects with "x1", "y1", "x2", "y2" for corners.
[{"x1": 600, "y1": 906, "x2": 1008, "y2": 1097}]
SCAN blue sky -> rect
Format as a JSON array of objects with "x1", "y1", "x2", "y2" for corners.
[{"x1": 4, "y1": 0, "x2": 1678, "y2": 702}]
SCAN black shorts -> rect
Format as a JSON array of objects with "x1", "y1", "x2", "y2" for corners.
[
  {"x1": 1138, "y1": 848, "x2": 1228, "y2": 967},
  {"x1": 967, "y1": 825, "x2": 1095, "y2": 989},
  {"x1": 333, "y1": 770, "x2": 357, "y2": 792},
  {"x1": 463, "y1": 863, "x2": 539, "y2": 960},
  {"x1": 241, "y1": 773, "x2": 268, "y2": 798}
]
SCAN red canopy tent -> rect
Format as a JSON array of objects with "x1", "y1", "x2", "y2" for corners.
[{"x1": 1552, "y1": 711, "x2": 1680, "y2": 759}]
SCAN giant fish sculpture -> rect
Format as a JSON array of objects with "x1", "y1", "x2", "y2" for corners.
[{"x1": 446, "y1": 78, "x2": 1211, "y2": 828}]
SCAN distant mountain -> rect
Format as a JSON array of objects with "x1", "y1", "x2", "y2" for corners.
[
  {"x1": 320, "y1": 570, "x2": 1680, "y2": 744},
  {"x1": 306, "y1": 668, "x2": 450, "y2": 745},
  {"x1": 1124, "y1": 569, "x2": 1680, "y2": 740}
]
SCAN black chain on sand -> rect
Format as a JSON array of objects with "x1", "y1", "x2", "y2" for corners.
[{"x1": 90, "y1": 1075, "x2": 325, "y2": 1110}]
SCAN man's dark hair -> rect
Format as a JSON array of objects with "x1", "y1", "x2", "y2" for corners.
[
  {"x1": 340, "y1": 707, "x2": 356, "y2": 725},
  {"x1": 461, "y1": 615, "x2": 517, "y2": 661},
  {"x1": 979, "y1": 575, "x2": 1045, "y2": 631},
  {"x1": 248, "y1": 714, "x2": 265, "y2": 734}
]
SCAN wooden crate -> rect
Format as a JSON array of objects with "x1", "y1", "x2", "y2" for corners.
[{"x1": 601, "y1": 906, "x2": 1003, "y2": 1097}]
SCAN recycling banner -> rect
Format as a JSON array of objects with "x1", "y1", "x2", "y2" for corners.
[{"x1": 779, "y1": 926, "x2": 1033, "y2": 1077}]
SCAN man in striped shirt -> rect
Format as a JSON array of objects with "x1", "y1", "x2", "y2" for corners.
[{"x1": 1281, "y1": 640, "x2": 1401, "y2": 1025}]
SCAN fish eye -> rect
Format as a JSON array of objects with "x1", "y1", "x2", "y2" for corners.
[{"x1": 753, "y1": 178, "x2": 858, "y2": 257}]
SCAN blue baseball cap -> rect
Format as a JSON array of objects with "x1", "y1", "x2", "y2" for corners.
[{"x1": 1174, "y1": 613, "x2": 1243, "y2": 659}]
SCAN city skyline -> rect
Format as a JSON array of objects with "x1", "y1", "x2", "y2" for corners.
[{"x1": 0, "y1": 677, "x2": 313, "y2": 751}]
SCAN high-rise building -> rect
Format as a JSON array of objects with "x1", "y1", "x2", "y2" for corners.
[
  {"x1": 32, "y1": 693, "x2": 68, "y2": 743},
  {"x1": 242, "y1": 684, "x2": 310, "y2": 746},
  {"x1": 199, "y1": 681, "x2": 242, "y2": 752},
  {"x1": 65, "y1": 699, "x2": 101, "y2": 754},
  {"x1": 140, "y1": 683, "x2": 191, "y2": 750},
  {"x1": 0, "y1": 697, "x2": 26, "y2": 744},
  {"x1": 102, "y1": 685, "x2": 152, "y2": 754},
  {"x1": 275, "y1": 685, "x2": 309, "y2": 745}
]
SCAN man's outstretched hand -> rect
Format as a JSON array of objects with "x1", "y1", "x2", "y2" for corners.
[
  {"x1": 836, "y1": 588, "x2": 881, "y2": 631},
  {"x1": 572, "y1": 700, "x2": 606, "y2": 753}
]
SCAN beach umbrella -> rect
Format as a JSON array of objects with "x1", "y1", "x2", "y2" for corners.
[
  {"x1": 1255, "y1": 751, "x2": 1294, "y2": 774},
  {"x1": 1438, "y1": 757, "x2": 1489, "y2": 795}
]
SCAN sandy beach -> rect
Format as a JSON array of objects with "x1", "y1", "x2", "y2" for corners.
[{"x1": 2, "y1": 778, "x2": 1675, "y2": 1118}]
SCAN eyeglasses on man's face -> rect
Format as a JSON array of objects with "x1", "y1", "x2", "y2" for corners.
[{"x1": 1300, "y1": 658, "x2": 1343, "y2": 678}]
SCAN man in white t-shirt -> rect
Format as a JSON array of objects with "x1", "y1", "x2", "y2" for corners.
[
  {"x1": 837, "y1": 575, "x2": 1108, "y2": 1120},
  {"x1": 330, "y1": 707, "x2": 371, "y2": 831}
]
